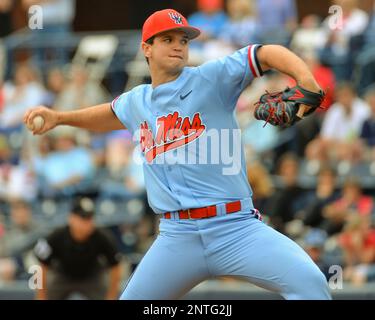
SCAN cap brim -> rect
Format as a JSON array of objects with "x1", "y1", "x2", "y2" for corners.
[
  {"x1": 150, "y1": 26, "x2": 201, "y2": 41},
  {"x1": 175, "y1": 26, "x2": 201, "y2": 40}
]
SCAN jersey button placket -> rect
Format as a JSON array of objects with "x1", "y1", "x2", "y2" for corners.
[{"x1": 164, "y1": 166, "x2": 183, "y2": 201}]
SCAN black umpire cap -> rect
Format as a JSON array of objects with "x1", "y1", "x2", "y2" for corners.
[{"x1": 71, "y1": 197, "x2": 95, "y2": 219}]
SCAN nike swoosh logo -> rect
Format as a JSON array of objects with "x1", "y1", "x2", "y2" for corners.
[{"x1": 180, "y1": 90, "x2": 192, "y2": 100}]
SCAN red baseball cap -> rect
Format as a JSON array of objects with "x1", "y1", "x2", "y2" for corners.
[{"x1": 142, "y1": 9, "x2": 201, "y2": 43}]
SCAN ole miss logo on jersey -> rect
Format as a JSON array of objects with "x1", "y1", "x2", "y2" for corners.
[{"x1": 140, "y1": 111, "x2": 206, "y2": 163}]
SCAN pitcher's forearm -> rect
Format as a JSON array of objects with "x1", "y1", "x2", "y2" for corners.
[
  {"x1": 24, "y1": 103, "x2": 126, "y2": 135},
  {"x1": 258, "y1": 45, "x2": 321, "y2": 92},
  {"x1": 56, "y1": 103, "x2": 126, "y2": 133}
]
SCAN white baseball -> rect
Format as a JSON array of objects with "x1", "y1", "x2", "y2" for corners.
[{"x1": 29, "y1": 115, "x2": 45, "y2": 131}]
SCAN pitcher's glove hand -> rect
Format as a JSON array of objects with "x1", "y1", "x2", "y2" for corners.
[{"x1": 253, "y1": 85, "x2": 325, "y2": 127}]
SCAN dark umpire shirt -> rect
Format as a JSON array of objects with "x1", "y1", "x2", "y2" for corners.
[{"x1": 34, "y1": 226, "x2": 121, "y2": 280}]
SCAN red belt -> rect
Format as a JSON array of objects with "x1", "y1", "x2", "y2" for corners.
[{"x1": 163, "y1": 200, "x2": 242, "y2": 220}]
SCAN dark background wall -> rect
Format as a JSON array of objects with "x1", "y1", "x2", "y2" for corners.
[
  {"x1": 11, "y1": 0, "x2": 374, "y2": 32},
  {"x1": 73, "y1": 0, "x2": 374, "y2": 31},
  {"x1": 73, "y1": 0, "x2": 196, "y2": 31}
]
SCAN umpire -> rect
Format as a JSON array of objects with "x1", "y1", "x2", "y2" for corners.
[{"x1": 33, "y1": 197, "x2": 122, "y2": 300}]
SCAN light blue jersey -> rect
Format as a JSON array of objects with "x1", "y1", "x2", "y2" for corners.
[
  {"x1": 115, "y1": 45, "x2": 331, "y2": 300},
  {"x1": 112, "y1": 45, "x2": 263, "y2": 214},
  {"x1": 24, "y1": 6, "x2": 331, "y2": 300}
]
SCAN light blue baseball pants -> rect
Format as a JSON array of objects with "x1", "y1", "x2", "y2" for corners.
[{"x1": 120, "y1": 210, "x2": 332, "y2": 300}]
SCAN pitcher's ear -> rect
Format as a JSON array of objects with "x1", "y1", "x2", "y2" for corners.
[{"x1": 142, "y1": 42, "x2": 152, "y2": 59}]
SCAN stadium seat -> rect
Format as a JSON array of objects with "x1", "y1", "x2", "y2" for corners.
[
  {"x1": 95, "y1": 198, "x2": 144, "y2": 226},
  {"x1": 70, "y1": 34, "x2": 119, "y2": 83},
  {"x1": 124, "y1": 47, "x2": 149, "y2": 91}
]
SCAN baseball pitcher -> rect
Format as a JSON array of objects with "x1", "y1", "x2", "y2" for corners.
[{"x1": 24, "y1": 9, "x2": 330, "y2": 300}]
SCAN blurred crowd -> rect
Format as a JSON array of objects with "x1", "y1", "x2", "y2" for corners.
[{"x1": 0, "y1": 0, "x2": 375, "y2": 298}]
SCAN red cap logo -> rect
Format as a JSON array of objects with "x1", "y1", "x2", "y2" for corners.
[
  {"x1": 168, "y1": 12, "x2": 183, "y2": 25},
  {"x1": 142, "y1": 9, "x2": 201, "y2": 43}
]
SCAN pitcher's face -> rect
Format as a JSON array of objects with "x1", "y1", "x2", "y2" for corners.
[{"x1": 143, "y1": 30, "x2": 189, "y2": 73}]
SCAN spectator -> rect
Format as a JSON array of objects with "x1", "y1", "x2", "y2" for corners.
[
  {"x1": 320, "y1": 0, "x2": 369, "y2": 80},
  {"x1": 0, "y1": 63, "x2": 47, "y2": 132},
  {"x1": 219, "y1": 0, "x2": 257, "y2": 49},
  {"x1": 322, "y1": 177, "x2": 374, "y2": 236},
  {"x1": 22, "y1": 0, "x2": 75, "y2": 32},
  {"x1": 255, "y1": 0, "x2": 298, "y2": 45},
  {"x1": 188, "y1": 0, "x2": 228, "y2": 43},
  {"x1": 323, "y1": 0, "x2": 369, "y2": 39},
  {"x1": 54, "y1": 65, "x2": 109, "y2": 111},
  {"x1": 0, "y1": 134, "x2": 36, "y2": 203},
  {"x1": 0, "y1": 134, "x2": 14, "y2": 201},
  {"x1": 188, "y1": 0, "x2": 229, "y2": 63},
  {"x1": 354, "y1": 3, "x2": 375, "y2": 95},
  {"x1": 32, "y1": 130, "x2": 96, "y2": 198},
  {"x1": 290, "y1": 14, "x2": 327, "y2": 55},
  {"x1": 306, "y1": 82, "x2": 370, "y2": 166},
  {"x1": 287, "y1": 50, "x2": 336, "y2": 157},
  {"x1": 44, "y1": 67, "x2": 66, "y2": 107},
  {"x1": 302, "y1": 228, "x2": 331, "y2": 280},
  {"x1": 0, "y1": 200, "x2": 41, "y2": 282},
  {"x1": 294, "y1": 166, "x2": 339, "y2": 229},
  {"x1": 246, "y1": 156, "x2": 274, "y2": 215},
  {"x1": 266, "y1": 153, "x2": 305, "y2": 232},
  {"x1": 339, "y1": 211, "x2": 375, "y2": 286},
  {"x1": 22, "y1": 0, "x2": 76, "y2": 68},
  {"x1": 0, "y1": 160, "x2": 37, "y2": 202},
  {"x1": 99, "y1": 131, "x2": 144, "y2": 200},
  {"x1": 360, "y1": 86, "x2": 375, "y2": 161},
  {"x1": 363, "y1": 1, "x2": 375, "y2": 48},
  {"x1": 33, "y1": 197, "x2": 122, "y2": 300}
]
